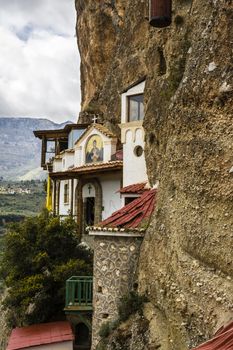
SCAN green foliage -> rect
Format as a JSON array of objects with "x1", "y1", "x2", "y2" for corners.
[
  {"x1": 97, "y1": 292, "x2": 147, "y2": 344},
  {"x1": 0, "y1": 210, "x2": 93, "y2": 327},
  {"x1": 98, "y1": 320, "x2": 119, "y2": 339},
  {"x1": 118, "y1": 291, "x2": 147, "y2": 322}
]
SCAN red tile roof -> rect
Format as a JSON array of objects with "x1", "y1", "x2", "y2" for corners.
[
  {"x1": 97, "y1": 189, "x2": 157, "y2": 231},
  {"x1": 50, "y1": 161, "x2": 123, "y2": 179},
  {"x1": 192, "y1": 321, "x2": 233, "y2": 350},
  {"x1": 111, "y1": 149, "x2": 123, "y2": 161},
  {"x1": 119, "y1": 182, "x2": 148, "y2": 194},
  {"x1": 70, "y1": 160, "x2": 123, "y2": 173},
  {"x1": 7, "y1": 322, "x2": 74, "y2": 350},
  {"x1": 74, "y1": 123, "x2": 117, "y2": 146}
]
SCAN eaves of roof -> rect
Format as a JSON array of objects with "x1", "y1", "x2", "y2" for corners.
[
  {"x1": 7, "y1": 322, "x2": 74, "y2": 350},
  {"x1": 50, "y1": 161, "x2": 123, "y2": 179},
  {"x1": 89, "y1": 189, "x2": 157, "y2": 232}
]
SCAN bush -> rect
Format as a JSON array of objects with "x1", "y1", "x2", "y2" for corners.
[
  {"x1": 0, "y1": 209, "x2": 93, "y2": 327},
  {"x1": 98, "y1": 320, "x2": 119, "y2": 338},
  {"x1": 118, "y1": 291, "x2": 147, "y2": 322}
]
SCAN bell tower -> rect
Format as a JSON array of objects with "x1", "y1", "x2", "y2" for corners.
[{"x1": 120, "y1": 79, "x2": 148, "y2": 187}]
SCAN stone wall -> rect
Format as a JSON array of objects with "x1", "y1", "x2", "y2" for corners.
[{"x1": 91, "y1": 234, "x2": 143, "y2": 349}]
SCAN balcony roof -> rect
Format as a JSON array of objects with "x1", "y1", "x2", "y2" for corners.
[
  {"x1": 119, "y1": 182, "x2": 149, "y2": 194},
  {"x1": 50, "y1": 161, "x2": 123, "y2": 180},
  {"x1": 33, "y1": 123, "x2": 89, "y2": 140}
]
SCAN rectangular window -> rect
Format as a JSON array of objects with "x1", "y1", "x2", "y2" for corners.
[
  {"x1": 64, "y1": 183, "x2": 69, "y2": 204},
  {"x1": 125, "y1": 197, "x2": 138, "y2": 205},
  {"x1": 128, "y1": 94, "x2": 144, "y2": 122}
]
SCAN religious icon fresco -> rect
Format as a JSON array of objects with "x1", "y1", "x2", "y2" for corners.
[{"x1": 85, "y1": 134, "x2": 104, "y2": 163}]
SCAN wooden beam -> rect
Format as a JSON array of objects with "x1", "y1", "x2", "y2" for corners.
[
  {"x1": 41, "y1": 136, "x2": 46, "y2": 167},
  {"x1": 71, "y1": 179, "x2": 74, "y2": 216},
  {"x1": 53, "y1": 179, "x2": 57, "y2": 216}
]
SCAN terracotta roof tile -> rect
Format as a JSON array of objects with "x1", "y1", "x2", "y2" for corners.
[
  {"x1": 94, "y1": 123, "x2": 116, "y2": 138},
  {"x1": 96, "y1": 189, "x2": 157, "y2": 231},
  {"x1": 119, "y1": 182, "x2": 148, "y2": 194},
  {"x1": 50, "y1": 161, "x2": 123, "y2": 179},
  {"x1": 111, "y1": 149, "x2": 123, "y2": 161},
  {"x1": 70, "y1": 160, "x2": 123, "y2": 173},
  {"x1": 192, "y1": 321, "x2": 233, "y2": 350},
  {"x1": 74, "y1": 123, "x2": 117, "y2": 146},
  {"x1": 7, "y1": 322, "x2": 73, "y2": 350}
]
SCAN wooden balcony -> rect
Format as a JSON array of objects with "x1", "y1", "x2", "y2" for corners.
[{"x1": 64, "y1": 276, "x2": 93, "y2": 313}]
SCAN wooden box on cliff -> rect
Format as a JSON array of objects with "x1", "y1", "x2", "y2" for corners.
[{"x1": 149, "y1": 0, "x2": 172, "y2": 28}]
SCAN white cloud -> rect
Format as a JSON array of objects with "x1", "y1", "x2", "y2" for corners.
[{"x1": 0, "y1": 0, "x2": 80, "y2": 123}]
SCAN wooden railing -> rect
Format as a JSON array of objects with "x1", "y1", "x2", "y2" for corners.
[{"x1": 65, "y1": 276, "x2": 93, "y2": 311}]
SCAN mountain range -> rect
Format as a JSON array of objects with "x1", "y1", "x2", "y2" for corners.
[{"x1": 0, "y1": 117, "x2": 72, "y2": 181}]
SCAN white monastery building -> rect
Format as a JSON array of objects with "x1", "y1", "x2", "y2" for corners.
[{"x1": 34, "y1": 79, "x2": 149, "y2": 235}]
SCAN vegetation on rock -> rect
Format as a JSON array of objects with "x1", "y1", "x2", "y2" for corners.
[
  {"x1": 118, "y1": 291, "x2": 148, "y2": 322},
  {"x1": 0, "y1": 210, "x2": 93, "y2": 327}
]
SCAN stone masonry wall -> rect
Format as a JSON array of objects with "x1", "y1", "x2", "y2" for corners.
[{"x1": 91, "y1": 235, "x2": 143, "y2": 349}]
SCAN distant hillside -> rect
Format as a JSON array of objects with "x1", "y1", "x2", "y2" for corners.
[{"x1": 0, "y1": 117, "x2": 72, "y2": 180}]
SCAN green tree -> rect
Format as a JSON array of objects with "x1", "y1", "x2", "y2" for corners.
[{"x1": 0, "y1": 210, "x2": 93, "y2": 327}]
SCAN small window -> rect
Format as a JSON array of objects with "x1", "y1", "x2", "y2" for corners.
[
  {"x1": 134, "y1": 145, "x2": 143, "y2": 157},
  {"x1": 125, "y1": 197, "x2": 137, "y2": 205},
  {"x1": 128, "y1": 94, "x2": 144, "y2": 122},
  {"x1": 64, "y1": 183, "x2": 69, "y2": 204}
]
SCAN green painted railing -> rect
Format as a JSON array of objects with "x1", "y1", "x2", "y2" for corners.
[{"x1": 65, "y1": 276, "x2": 93, "y2": 309}]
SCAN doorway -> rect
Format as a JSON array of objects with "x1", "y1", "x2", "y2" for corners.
[
  {"x1": 85, "y1": 197, "x2": 95, "y2": 226},
  {"x1": 75, "y1": 322, "x2": 91, "y2": 349}
]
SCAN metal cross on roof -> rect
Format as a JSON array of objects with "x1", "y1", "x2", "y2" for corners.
[{"x1": 92, "y1": 115, "x2": 98, "y2": 124}]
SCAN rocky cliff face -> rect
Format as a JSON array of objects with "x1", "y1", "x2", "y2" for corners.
[{"x1": 75, "y1": 0, "x2": 233, "y2": 348}]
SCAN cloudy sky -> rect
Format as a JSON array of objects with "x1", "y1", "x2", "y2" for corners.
[{"x1": 0, "y1": 0, "x2": 80, "y2": 123}]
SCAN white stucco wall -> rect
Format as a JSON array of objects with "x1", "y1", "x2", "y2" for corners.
[
  {"x1": 82, "y1": 183, "x2": 96, "y2": 198},
  {"x1": 21, "y1": 340, "x2": 73, "y2": 350},
  {"x1": 121, "y1": 81, "x2": 145, "y2": 124},
  {"x1": 61, "y1": 152, "x2": 74, "y2": 171},
  {"x1": 123, "y1": 128, "x2": 148, "y2": 187},
  {"x1": 120, "y1": 80, "x2": 148, "y2": 187},
  {"x1": 57, "y1": 174, "x2": 121, "y2": 221},
  {"x1": 74, "y1": 128, "x2": 117, "y2": 167},
  {"x1": 100, "y1": 173, "x2": 122, "y2": 220},
  {"x1": 59, "y1": 180, "x2": 71, "y2": 216},
  {"x1": 53, "y1": 158, "x2": 62, "y2": 172}
]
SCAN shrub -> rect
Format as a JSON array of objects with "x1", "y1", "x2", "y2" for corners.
[
  {"x1": 99, "y1": 322, "x2": 111, "y2": 338},
  {"x1": 118, "y1": 291, "x2": 147, "y2": 322},
  {"x1": 0, "y1": 209, "x2": 93, "y2": 327},
  {"x1": 98, "y1": 319, "x2": 119, "y2": 339}
]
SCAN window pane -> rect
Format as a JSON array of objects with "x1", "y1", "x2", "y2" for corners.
[
  {"x1": 129, "y1": 99, "x2": 138, "y2": 121},
  {"x1": 128, "y1": 94, "x2": 144, "y2": 121},
  {"x1": 139, "y1": 101, "x2": 144, "y2": 120}
]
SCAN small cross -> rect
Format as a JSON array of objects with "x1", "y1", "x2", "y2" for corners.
[{"x1": 92, "y1": 115, "x2": 98, "y2": 124}]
